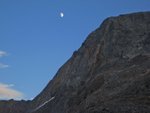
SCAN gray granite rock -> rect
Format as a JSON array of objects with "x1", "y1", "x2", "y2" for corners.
[{"x1": 0, "y1": 11, "x2": 150, "y2": 113}]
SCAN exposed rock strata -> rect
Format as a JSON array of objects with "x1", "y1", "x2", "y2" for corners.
[{"x1": 0, "y1": 12, "x2": 150, "y2": 113}]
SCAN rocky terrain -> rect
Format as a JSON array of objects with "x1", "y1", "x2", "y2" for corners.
[
  {"x1": 0, "y1": 99, "x2": 30, "y2": 113},
  {"x1": 0, "y1": 11, "x2": 150, "y2": 113}
]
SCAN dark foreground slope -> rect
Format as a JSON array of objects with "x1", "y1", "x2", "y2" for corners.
[
  {"x1": 0, "y1": 12, "x2": 150, "y2": 113},
  {"x1": 0, "y1": 99, "x2": 30, "y2": 113}
]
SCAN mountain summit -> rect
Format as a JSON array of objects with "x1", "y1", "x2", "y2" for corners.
[{"x1": 0, "y1": 11, "x2": 150, "y2": 113}]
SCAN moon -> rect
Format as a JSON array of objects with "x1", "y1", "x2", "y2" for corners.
[{"x1": 60, "y1": 12, "x2": 64, "y2": 18}]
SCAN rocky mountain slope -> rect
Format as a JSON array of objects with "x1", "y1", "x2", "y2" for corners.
[{"x1": 0, "y1": 11, "x2": 150, "y2": 113}]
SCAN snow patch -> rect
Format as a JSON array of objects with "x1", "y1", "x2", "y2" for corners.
[{"x1": 33, "y1": 97, "x2": 55, "y2": 112}]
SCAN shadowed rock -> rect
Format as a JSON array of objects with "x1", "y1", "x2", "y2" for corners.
[{"x1": 0, "y1": 11, "x2": 150, "y2": 113}]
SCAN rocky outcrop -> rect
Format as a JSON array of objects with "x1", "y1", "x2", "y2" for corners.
[{"x1": 0, "y1": 11, "x2": 150, "y2": 113}]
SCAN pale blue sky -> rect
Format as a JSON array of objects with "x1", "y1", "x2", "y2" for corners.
[{"x1": 0, "y1": 0, "x2": 150, "y2": 100}]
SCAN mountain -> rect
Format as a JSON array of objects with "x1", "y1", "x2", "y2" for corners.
[
  {"x1": 0, "y1": 11, "x2": 150, "y2": 113},
  {"x1": 0, "y1": 99, "x2": 30, "y2": 113}
]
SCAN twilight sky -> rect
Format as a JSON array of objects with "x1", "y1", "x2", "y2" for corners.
[{"x1": 0, "y1": 0, "x2": 150, "y2": 100}]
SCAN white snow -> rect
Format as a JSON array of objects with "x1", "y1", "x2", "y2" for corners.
[{"x1": 33, "y1": 97, "x2": 55, "y2": 112}]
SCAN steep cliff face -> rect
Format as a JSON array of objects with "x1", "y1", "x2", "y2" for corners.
[
  {"x1": 31, "y1": 12, "x2": 150, "y2": 113},
  {"x1": 0, "y1": 12, "x2": 150, "y2": 113}
]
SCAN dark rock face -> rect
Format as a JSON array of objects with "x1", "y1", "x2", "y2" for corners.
[
  {"x1": 0, "y1": 99, "x2": 30, "y2": 113},
  {"x1": 0, "y1": 12, "x2": 150, "y2": 113}
]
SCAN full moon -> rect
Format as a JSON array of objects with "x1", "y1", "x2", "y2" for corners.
[{"x1": 60, "y1": 12, "x2": 64, "y2": 18}]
